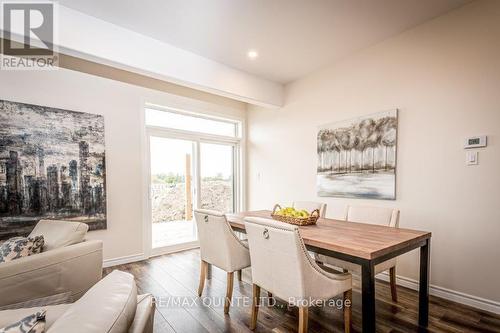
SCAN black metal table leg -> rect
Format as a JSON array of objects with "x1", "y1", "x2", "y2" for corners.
[
  {"x1": 419, "y1": 238, "x2": 430, "y2": 327},
  {"x1": 361, "y1": 260, "x2": 376, "y2": 333}
]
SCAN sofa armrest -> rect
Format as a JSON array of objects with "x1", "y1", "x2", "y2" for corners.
[
  {"x1": 129, "y1": 295, "x2": 155, "y2": 333},
  {"x1": 47, "y1": 270, "x2": 137, "y2": 333},
  {"x1": 0, "y1": 240, "x2": 103, "y2": 308}
]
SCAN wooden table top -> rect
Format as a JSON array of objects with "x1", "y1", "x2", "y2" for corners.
[{"x1": 227, "y1": 210, "x2": 431, "y2": 260}]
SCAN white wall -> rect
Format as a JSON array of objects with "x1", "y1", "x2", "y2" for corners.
[
  {"x1": 247, "y1": 0, "x2": 500, "y2": 308},
  {"x1": 5, "y1": 5, "x2": 284, "y2": 107},
  {"x1": 0, "y1": 66, "x2": 245, "y2": 262}
]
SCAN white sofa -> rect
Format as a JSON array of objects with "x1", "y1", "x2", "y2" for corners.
[
  {"x1": 0, "y1": 270, "x2": 155, "y2": 333},
  {"x1": 0, "y1": 220, "x2": 103, "y2": 308}
]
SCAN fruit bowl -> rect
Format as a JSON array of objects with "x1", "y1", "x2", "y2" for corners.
[{"x1": 271, "y1": 204, "x2": 320, "y2": 226}]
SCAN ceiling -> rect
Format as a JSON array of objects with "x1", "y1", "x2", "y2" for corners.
[{"x1": 58, "y1": 0, "x2": 471, "y2": 84}]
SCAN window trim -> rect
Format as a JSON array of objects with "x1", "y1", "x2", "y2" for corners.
[{"x1": 145, "y1": 103, "x2": 242, "y2": 139}]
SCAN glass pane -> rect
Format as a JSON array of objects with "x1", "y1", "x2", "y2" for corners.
[
  {"x1": 150, "y1": 136, "x2": 197, "y2": 248},
  {"x1": 200, "y1": 143, "x2": 234, "y2": 213},
  {"x1": 146, "y1": 108, "x2": 237, "y2": 137}
]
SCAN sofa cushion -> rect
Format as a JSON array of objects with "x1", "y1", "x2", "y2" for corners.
[
  {"x1": 29, "y1": 220, "x2": 88, "y2": 251},
  {"x1": 0, "y1": 305, "x2": 70, "y2": 330},
  {"x1": 0, "y1": 236, "x2": 44, "y2": 264},
  {"x1": 0, "y1": 310, "x2": 46, "y2": 333},
  {"x1": 47, "y1": 270, "x2": 137, "y2": 333}
]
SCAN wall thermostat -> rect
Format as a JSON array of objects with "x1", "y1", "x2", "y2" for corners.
[{"x1": 464, "y1": 135, "x2": 487, "y2": 149}]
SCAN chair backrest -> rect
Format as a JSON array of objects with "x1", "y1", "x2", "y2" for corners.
[
  {"x1": 292, "y1": 201, "x2": 327, "y2": 218},
  {"x1": 194, "y1": 209, "x2": 248, "y2": 272},
  {"x1": 344, "y1": 205, "x2": 399, "y2": 228},
  {"x1": 245, "y1": 217, "x2": 315, "y2": 300},
  {"x1": 29, "y1": 220, "x2": 89, "y2": 251}
]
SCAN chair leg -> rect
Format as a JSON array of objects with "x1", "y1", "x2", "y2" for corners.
[
  {"x1": 343, "y1": 289, "x2": 352, "y2": 333},
  {"x1": 224, "y1": 272, "x2": 234, "y2": 314},
  {"x1": 250, "y1": 284, "x2": 261, "y2": 330},
  {"x1": 237, "y1": 269, "x2": 242, "y2": 281},
  {"x1": 298, "y1": 306, "x2": 309, "y2": 333},
  {"x1": 197, "y1": 260, "x2": 207, "y2": 297},
  {"x1": 266, "y1": 291, "x2": 274, "y2": 306},
  {"x1": 206, "y1": 263, "x2": 212, "y2": 280},
  {"x1": 390, "y1": 266, "x2": 398, "y2": 302}
]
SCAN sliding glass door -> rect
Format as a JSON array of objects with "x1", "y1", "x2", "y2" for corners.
[
  {"x1": 149, "y1": 136, "x2": 197, "y2": 249},
  {"x1": 199, "y1": 142, "x2": 235, "y2": 213},
  {"x1": 146, "y1": 105, "x2": 242, "y2": 255}
]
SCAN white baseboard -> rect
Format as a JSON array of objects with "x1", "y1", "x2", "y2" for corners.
[
  {"x1": 103, "y1": 253, "x2": 146, "y2": 268},
  {"x1": 102, "y1": 243, "x2": 200, "y2": 268},
  {"x1": 150, "y1": 242, "x2": 199, "y2": 258},
  {"x1": 377, "y1": 272, "x2": 500, "y2": 315},
  {"x1": 151, "y1": 241, "x2": 200, "y2": 258}
]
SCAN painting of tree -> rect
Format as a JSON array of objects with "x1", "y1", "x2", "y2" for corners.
[{"x1": 317, "y1": 110, "x2": 397, "y2": 200}]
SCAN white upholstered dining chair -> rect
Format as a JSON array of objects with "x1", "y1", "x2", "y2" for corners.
[
  {"x1": 293, "y1": 201, "x2": 327, "y2": 218},
  {"x1": 194, "y1": 209, "x2": 251, "y2": 314},
  {"x1": 245, "y1": 217, "x2": 352, "y2": 333},
  {"x1": 316, "y1": 205, "x2": 400, "y2": 302}
]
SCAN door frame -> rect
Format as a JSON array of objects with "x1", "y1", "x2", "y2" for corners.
[{"x1": 146, "y1": 132, "x2": 199, "y2": 257}]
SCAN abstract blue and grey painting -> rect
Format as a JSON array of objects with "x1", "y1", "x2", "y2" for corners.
[{"x1": 0, "y1": 99, "x2": 106, "y2": 240}]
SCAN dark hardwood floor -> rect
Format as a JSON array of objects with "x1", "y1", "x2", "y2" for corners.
[{"x1": 104, "y1": 249, "x2": 500, "y2": 333}]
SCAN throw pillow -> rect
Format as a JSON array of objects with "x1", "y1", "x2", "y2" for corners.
[
  {"x1": 0, "y1": 310, "x2": 46, "y2": 333},
  {"x1": 0, "y1": 236, "x2": 44, "y2": 264}
]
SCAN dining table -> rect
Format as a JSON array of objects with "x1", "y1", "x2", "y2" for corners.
[{"x1": 225, "y1": 210, "x2": 432, "y2": 333}]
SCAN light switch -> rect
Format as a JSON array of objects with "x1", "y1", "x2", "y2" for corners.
[{"x1": 466, "y1": 151, "x2": 478, "y2": 165}]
